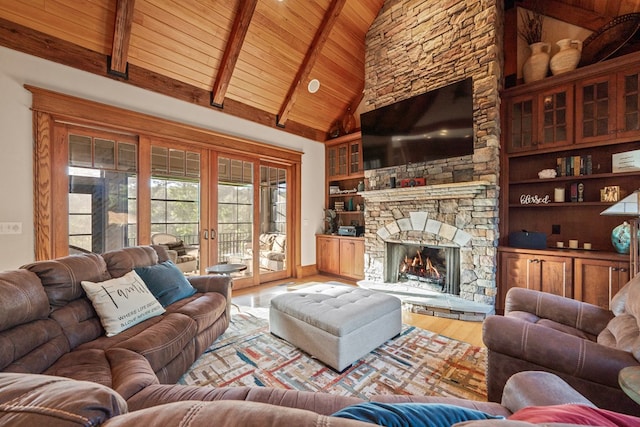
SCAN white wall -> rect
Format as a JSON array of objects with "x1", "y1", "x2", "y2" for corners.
[{"x1": 0, "y1": 46, "x2": 325, "y2": 271}]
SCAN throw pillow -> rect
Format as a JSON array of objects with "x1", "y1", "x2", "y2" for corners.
[
  {"x1": 509, "y1": 404, "x2": 640, "y2": 427},
  {"x1": 331, "y1": 402, "x2": 502, "y2": 427},
  {"x1": 134, "y1": 260, "x2": 197, "y2": 307},
  {"x1": 81, "y1": 271, "x2": 165, "y2": 337}
]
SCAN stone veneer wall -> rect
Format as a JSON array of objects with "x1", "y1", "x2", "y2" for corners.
[{"x1": 362, "y1": 0, "x2": 503, "y2": 305}]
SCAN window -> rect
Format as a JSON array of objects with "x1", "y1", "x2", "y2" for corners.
[{"x1": 68, "y1": 133, "x2": 137, "y2": 253}]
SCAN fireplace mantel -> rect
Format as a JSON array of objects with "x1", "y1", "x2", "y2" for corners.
[{"x1": 359, "y1": 180, "x2": 491, "y2": 202}]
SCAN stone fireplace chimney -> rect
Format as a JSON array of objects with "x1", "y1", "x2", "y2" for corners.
[{"x1": 361, "y1": 0, "x2": 503, "y2": 309}]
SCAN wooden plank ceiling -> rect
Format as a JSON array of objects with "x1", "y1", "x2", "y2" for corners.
[{"x1": 1, "y1": 0, "x2": 640, "y2": 141}]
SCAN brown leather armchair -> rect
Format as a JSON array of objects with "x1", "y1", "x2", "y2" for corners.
[{"x1": 483, "y1": 274, "x2": 640, "y2": 416}]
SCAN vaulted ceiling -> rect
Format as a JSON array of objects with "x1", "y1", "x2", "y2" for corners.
[{"x1": 1, "y1": 0, "x2": 640, "y2": 142}]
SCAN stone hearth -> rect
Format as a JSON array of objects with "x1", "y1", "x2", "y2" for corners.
[{"x1": 358, "y1": 181, "x2": 498, "y2": 319}]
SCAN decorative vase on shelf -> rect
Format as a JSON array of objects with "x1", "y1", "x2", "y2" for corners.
[
  {"x1": 611, "y1": 221, "x2": 638, "y2": 254},
  {"x1": 523, "y1": 42, "x2": 550, "y2": 83},
  {"x1": 550, "y1": 39, "x2": 582, "y2": 76}
]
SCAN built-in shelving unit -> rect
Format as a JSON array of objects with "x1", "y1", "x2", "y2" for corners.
[{"x1": 498, "y1": 52, "x2": 640, "y2": 311}]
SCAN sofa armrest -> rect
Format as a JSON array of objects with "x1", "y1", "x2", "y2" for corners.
[
  {"x1": 500, "y1": 371, "x2": 595, "y2": 413},
  {"x1": 106, "y1": 348, "x2": 159, "y2": 401},
  {"x1": 0, "y1": 373, "x2": 127, "y2": 426},
  {"x1": 188, "y1": 275, "x2": 233, "y2": 315},
  {"x1": 483, "y1": 315, "x2": 638, "y2": 388},
  {"x1": 105, "y1": 400, "x2": 371, "y2": 427},
  {"x1": 505, "y1": 288, "x2": 614, "y2": 336},
  {"x1": 188, "y1": 274, "x2": 232, "y2": 296}
]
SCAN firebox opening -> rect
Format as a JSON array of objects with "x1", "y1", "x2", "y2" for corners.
[{"x1": 385, "y1": 242, "x2": 460, "y2": 295}]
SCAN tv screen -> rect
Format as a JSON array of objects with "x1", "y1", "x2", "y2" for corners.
[{"x1": 361, "y1": 77, "x2": 474, "y2": 170}]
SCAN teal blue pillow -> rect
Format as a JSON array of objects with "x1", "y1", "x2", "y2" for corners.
[
  {"x1": 331, "y1": 402, "x2": 503, "y2": 427},
  {"x1": 134, "y1": 260, "x2": 196, "y2": 307}
]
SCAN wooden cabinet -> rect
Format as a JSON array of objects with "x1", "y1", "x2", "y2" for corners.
[
  {"x1": 616, "y1": 66, "x2": 640, "y2": 140},
  {"x1": 499, "y1": 249, "x2": 572, "y2": 310},
  {"x1": 325, "y1": 132, "x2": 364, "y2": 229},
  {"x1": 498, "y1": 248, "x2": 630, "y2": 311},
  {"x1": 574, "y1": 256, "x2": 630, "y2": 310},
  {"x1": 316, "y1": 235, "x2": 364, "y2": 280},
  {"x1": 505, "y1": 85, "x2": 573, "y2": 153},
  {"x1": 339, "y1": 238, "x2": 365, "y2": 279},
  {"x1": 316, "y1": 235, "x2": 340, "y2": 275},
  {"x1": 327, "y1": 132, "x2": 362, "y2": 179},
  {"x1": 575, "y1": 74, "x2": 615, "y2": 144}
]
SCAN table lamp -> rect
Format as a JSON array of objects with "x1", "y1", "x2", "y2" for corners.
[{"x1": 601, "y1": 190, "x2": 640, "y2": 278}]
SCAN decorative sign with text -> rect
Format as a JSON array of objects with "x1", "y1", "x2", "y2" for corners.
[{"x1": 520, "y1": 194, "x2": 551, "y2": 205}]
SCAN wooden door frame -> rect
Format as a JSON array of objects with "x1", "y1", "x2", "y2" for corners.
[{"x1": 29, "y1": 85, "x2": 302, "y2": 279}]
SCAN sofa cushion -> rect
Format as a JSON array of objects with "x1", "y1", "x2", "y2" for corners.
[
  {"x1": 0, "y1": 319, "x2": 69, "y2": 373},
  {"x1": 508, "y1": 404, "x2": 640, "y2": 426},
  {"x1": 331, "y1": 402, "x2": 502, "y2": 426},
  {"x1": 134, "y1": 260, "x2": 196, "y2": 307},
  {"x1": 167, "y1": 292, "x2": 227, "y2": 333},
  {"x1": 598, "y1": 274, "x2": 640, "y2": 360},
  {"x1": 102, "y1": 246, "x2": 159, "y2": 279},
  {"x1": 272, "y1": 234, "x2": 286, "y2": 253},
  {"x1": 81, "y1": 271, "x2": 165, "y2": 337},
  {"x1": 45, "y1": 348, "x2": 113, "y2": 388},
  {"x1": 22, "y1": 253, "x2": 111, "y2": 308},
  {"x1": 49, "y1": 299, "x2": 103, "y2": 349},
  {"x1": 0, "y1": 270, "x2": 50, "y2": 331}
]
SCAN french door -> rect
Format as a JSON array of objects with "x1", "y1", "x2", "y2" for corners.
[
  {"x1": 202, "y1": 154, "x2": 290, "y2": 288},
  {"x1": 33, "y1": 89, "x2": 301, "y2": 287}
]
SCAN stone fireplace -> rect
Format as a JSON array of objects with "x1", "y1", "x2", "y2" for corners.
[
  {"x1": 359, "y1": 0, "x2": 503, "y2": 319},
  {"x1": 358, "y1": 181, "x2": 497, "y2": 320}
]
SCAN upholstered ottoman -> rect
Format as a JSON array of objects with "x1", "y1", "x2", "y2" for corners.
[{"x1": 269, "y1": 283, "x2": 402, "y2": 371}]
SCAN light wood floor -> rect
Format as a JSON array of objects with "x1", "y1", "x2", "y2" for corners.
[{"x1": 232, "y1": 274, "x2": 485, "y2": 347}]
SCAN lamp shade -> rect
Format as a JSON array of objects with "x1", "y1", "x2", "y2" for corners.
[{"x1": 600, "y1": 190, "x2": 640, "y2": 216}]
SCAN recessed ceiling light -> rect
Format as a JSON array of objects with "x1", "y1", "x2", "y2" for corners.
[{"x1": 308, "y1": 79, "x2": 320, "y2": 93}]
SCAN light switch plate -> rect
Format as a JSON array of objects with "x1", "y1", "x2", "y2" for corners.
[{"x1": 0, "y1": 222, "x2": 22, "y2": 234}]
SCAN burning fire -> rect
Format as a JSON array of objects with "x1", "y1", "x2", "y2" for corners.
[{"x1": 400, "y1": 249, "x2": 440, "y2": 279}]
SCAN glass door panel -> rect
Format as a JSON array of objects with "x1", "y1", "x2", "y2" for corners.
[
  {"x1": 259, "y1": 165, "x2": 287, "y2": 274},
  {"x1": 149, "y1": 145, "x2": 201, "y2": 274},
  {"x1": 217, "y1": 157, "x2": 254, "y2": 279}
]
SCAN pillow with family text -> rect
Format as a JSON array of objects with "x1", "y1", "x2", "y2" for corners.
[{"x1": 81, "y1": 271, "x2": 165, "y2": 337}]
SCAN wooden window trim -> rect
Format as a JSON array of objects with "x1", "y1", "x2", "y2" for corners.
[{"x1": 29, "y1": 85, "x2": 302, "y2": 276}]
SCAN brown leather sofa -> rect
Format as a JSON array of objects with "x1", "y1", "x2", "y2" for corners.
[
  {"x1": 483, "y1": 273, "x2": 640, "y2": 416},
  {"x1": 0, "y1": 370, "x2": 600, "y2": 426},
  {"x1": 0, "y1": 245, "x2": 231, "y2": 399}
]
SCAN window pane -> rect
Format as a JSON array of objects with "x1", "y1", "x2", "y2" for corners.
[
  {"x1": 69, "y1": 135, "x2": 92, "y2": 167},
  {"x1": 94, "y1": 139, "x2": 115, "y2": 169},
  {"x1": 118, "y1": 143, "x2": 137, "y2": 171},
  {"x1": 152, "y1": 146, "x2": 168, "y2": 173}
]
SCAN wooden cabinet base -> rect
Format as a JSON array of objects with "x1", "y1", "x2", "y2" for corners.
[{"x1": 316, "y1": 235, "x2": 364, "y2": 280}]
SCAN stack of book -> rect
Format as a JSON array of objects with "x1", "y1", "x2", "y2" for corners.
[
  {"x1": 556, "y1": 155, "x2": 592, "y2": 177},
  {"x1": 334, "y1": 201, "x2": 345, "y2": 212}
]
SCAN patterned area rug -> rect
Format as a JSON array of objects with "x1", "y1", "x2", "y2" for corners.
[{"x1": 179, "y1": 308, "x2": 486, "y2": 400}]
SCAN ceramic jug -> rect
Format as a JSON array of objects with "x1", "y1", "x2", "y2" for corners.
[
  {"x1": 523, "y1": 42, "x2": 550, "y2": 83},
  {"x1": 550, "y1": 39, "x2": 582, "y2": 76}
]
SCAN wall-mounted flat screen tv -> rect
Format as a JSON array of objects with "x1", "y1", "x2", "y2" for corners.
[{"x1": 360, "y1": 77, "x2": 474, "y2": 171}]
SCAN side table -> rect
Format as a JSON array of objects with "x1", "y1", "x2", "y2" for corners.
[{"x1": 205, "y1": 263, "x2": 247, "y2": 276}]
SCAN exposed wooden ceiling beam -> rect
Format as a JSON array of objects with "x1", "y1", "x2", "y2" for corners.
[
  {"x1": 210, "y1": 0, "x2": 258, "y2": 108},
  {"x1": 517, "y1": 0, "x2": 612, "y2": 31},
  {"x1": 0, "y1": 17, "x2": 324, "y2": 141},
  {"x1": 109, "y1": 0, "x2": 136, "y2": 78},
  {"x1": 276, "y1": 0, "x2": 346, "y2": 128}
]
